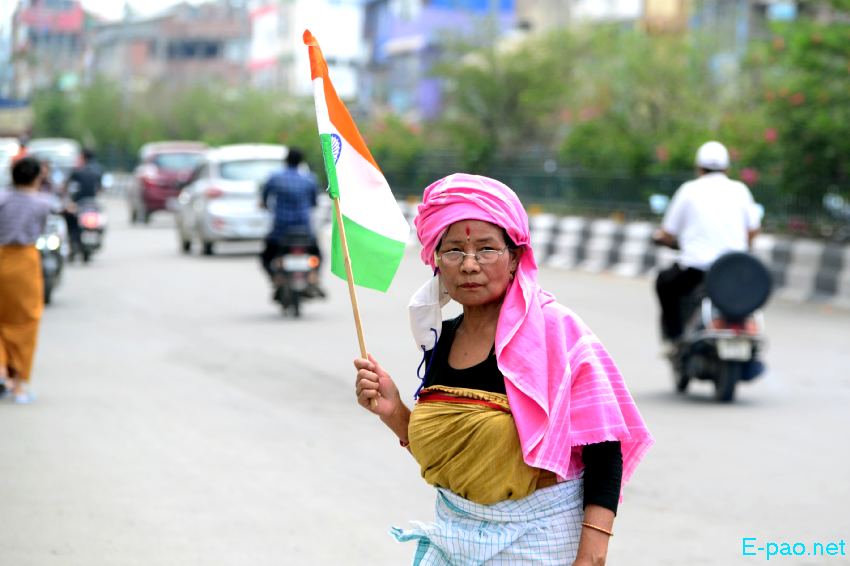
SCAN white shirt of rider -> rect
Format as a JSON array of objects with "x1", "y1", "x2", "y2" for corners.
[{"x1": 662, "y1": 172, "x2": 761, "y2": 270}]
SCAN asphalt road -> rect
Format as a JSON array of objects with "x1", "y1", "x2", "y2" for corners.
[{"x1": 1, "y1": 196, "x2": 848, "y2": 566}]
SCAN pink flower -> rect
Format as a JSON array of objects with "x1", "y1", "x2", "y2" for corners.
[
  {"x1": 790, "y1": 92, "x2": 805, "y2": 106},
  {"x1": 764, "y1": 128, "x2": 778, "y2": 143},
  {"x1": 655, "y1": 145, "x2": 670, "y2": 162},
  {"x1": 579, "y1": 106, "x2": 601, "y2": 121},
  {"x1": 740, "y1": 167, "x2": 759, "y2": 186}
]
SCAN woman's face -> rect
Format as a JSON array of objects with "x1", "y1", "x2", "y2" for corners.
[{"x1": 436, "y1": 220, "x2": 519, "y2": 308}]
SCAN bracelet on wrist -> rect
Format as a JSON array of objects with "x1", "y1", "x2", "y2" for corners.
[{"x1": 582, "y1": 522, "x2": 614, "y2": 537}]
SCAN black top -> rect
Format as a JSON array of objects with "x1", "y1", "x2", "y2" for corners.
[
  {"x1": 68, "y1": 162, "x2": 103, "y2": 202},
  {"x1": 423, "y1": 315, "x2": 622, "y2": 514}
]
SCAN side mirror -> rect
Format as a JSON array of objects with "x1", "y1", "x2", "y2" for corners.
[{"x1": 649, "y1": 194, "x2": 670, "y2": 215}]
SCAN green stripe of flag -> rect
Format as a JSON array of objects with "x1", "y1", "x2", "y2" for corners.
[{"x1": 331, "y1": 213, "x2": 406, "y2": 292}]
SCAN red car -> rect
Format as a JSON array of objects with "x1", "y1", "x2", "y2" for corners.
[{"x1": 129, "y1": 141, "x2": 207, "y2": 223}]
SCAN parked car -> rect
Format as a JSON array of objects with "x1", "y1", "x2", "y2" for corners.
[
  {"x1": 27, "y1": 138, "x2": 82, "y2": 187},
  {"x1": 129, "y1": 141, "x2": 207, "y2": 224},
  {"x1": 175, "y1": 144, "x2": 284, "y2": 255}
]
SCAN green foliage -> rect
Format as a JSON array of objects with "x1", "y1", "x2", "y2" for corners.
[
  {"x1": 31, "y1": 88, "x2": 76, "y2": 139},
  {"x1": 559, "y1": 29, "x2": 725, "y2": 177},
  {"x1": 29, "y1": 78, "x2": 324, "y2": 172},
  {"x1": 432, "y1": 26, "x2": 578, "y2": 170},
  {"x1": 760, "y1": 15, "x2": 850, "y2": 204}
]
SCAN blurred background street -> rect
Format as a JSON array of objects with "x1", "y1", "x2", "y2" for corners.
[
  {"x1": 1, "y1": 0, "x2": 850, "y2": 564},
  {"x1": 0, "y1": 196, "x2": 848, "y2": 565}
]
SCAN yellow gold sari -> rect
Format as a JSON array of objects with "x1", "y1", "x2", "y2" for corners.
[
  {"x1": 408, "y1": 386, "x2": 557, "y2": 505},
  {"x1": 0, "y1": 245, "x2": 43, "y2": 382}
]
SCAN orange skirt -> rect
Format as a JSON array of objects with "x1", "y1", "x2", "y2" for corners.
[{"x1": 0, "y1": 245, "x2": 43, "y2": 382}]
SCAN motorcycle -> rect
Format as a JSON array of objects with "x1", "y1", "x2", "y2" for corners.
[
  {"x1": 71, "y1": 198, "x2": 107, "y2": 263},
  {"x1": 35, "y1": 213, "x2": 67, "y2": 304},
  {"x1": 270, "y1": 231, "x2": 324, "y2": 317},
  {"x1": 663, "y1": 251, "x2": 772, "y2": 402}
]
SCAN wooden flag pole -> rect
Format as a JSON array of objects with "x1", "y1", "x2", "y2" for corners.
[
  {"x1": 333, "y1": 196, "x2": 379, "y2": 410},
  {"x1": 332, "y1": 196, "x2": 367, "y2": 358}
]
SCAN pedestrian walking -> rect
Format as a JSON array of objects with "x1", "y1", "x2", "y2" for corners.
[
  {"x1": 354, "y1": 173, "x2": 653, "y2": 565},
  {"x1": 0, "y1": 157, "x2": 52, "y2": 404}
]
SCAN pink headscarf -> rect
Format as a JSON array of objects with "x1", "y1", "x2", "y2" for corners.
[{"x1": 413, "y1": 173, "x2": 653, "y2": 490}]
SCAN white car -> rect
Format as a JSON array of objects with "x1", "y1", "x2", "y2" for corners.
[
  {"x1": 175, "y1": 144, "x2": 284, "y2": 255},
  {"x1": 0, "y1": 137, "x2": 21, "y2": 187},
  {"x1": 27, "y1": 138, "x2": 83, "y2": 186}
]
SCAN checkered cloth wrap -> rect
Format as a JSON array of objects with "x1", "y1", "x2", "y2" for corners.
[{"x1": 391, "y1": 479, "x2": 583, "y2": 565}]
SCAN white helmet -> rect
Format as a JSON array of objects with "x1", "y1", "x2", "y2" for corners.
[{"x1": 695, "y1": 141, "x2": 730, "y2": 171}]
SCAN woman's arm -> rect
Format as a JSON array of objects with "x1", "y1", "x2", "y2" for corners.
[
  {"x1": 354, "y1": 354, "x2": 411, "y2": 444},
  {"x1": 573, "y1": 504, "x2": 615, "y2": 566},
  {"x1": 573, "y1": 441, "x2": 622, "y2": 565}
]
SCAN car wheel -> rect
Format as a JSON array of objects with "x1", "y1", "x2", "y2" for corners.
[{"x1": 202, "y1": 241, "x2": 214, "y2": 256}]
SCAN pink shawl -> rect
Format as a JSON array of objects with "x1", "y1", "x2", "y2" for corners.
[{"x1": 413, "y1": 173, "x2": 653, "y2": 488}]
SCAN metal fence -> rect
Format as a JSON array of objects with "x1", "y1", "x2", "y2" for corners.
[{"x1": 382, "y1": 158, "x2": 845, "y2": 241}]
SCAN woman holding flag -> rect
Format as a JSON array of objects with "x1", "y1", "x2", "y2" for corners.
[{"x1": 353, "y1": 173, "x2": 653, "y2": 565}]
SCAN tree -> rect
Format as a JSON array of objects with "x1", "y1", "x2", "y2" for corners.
[
  {"x1": 760, "y1": 3, "x2": 850, "y2": 205},
  {"x1": 559, "y1": 28, "x2": 724, "y2": 177},
  {"x1": 32, "y1": 88, "x2": 76, "y2": 139},
  {"x1": 432, "y1": 25, "x2": 579, "y2": 170}
]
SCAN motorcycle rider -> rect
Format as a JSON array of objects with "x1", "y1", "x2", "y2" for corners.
[
  {"x1": 259, "y1": 147, "x2": 325, "y2": 297},
  {"x1": 653, "y1": 141, "x2": 762, "y2": 345},
  {"x1": 62, "y1": 148, "x2": 103, "y2": 259}
]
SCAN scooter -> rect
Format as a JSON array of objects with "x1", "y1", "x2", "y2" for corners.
[
  {"x1": 270, "y1": 231, "x2": 324, "y2": 317},
  {"x1": 35, "y1": 213, "x2": 67, "y2": 304},
  {"x1": 665, "y1": 251, "x2": 772, "y2": 402},
  {"x1": 72, "y1": 198, "x2": 107, "y2": 263}
]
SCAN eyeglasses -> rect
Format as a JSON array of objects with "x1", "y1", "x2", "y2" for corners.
[{"x1": 436, "y1": 247, "x2": 508, "y2": 266}]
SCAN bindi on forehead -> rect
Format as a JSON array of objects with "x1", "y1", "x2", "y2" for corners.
[{"x1": 465, "y1": 225, "x2": 471, "y2": 240}]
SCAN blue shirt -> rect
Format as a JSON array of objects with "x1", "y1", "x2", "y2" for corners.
[{"x1": 261, "y1": 167, "x2": 318, "y2": 241}]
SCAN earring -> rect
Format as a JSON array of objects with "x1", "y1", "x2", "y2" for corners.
[{"x1": 509, "y1": 272, "x2": 515, "y2": 281}]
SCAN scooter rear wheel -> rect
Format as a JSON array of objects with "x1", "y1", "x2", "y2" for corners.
[
  {"x1": 674, "y1": 368, "x2": 690, "y2": 393},
  {"x1": 715, "y1": 361, "x2": 742, "y2": 403}
]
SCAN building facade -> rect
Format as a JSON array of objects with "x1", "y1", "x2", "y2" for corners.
[
  {"x1": 248, "y1": 0, "x2": 363, "y2": 99},
  {"x1": 363, "y1": 0, "x2": 516, "y2": 121},
  {"x1": 11, "y1": 0, "x2": 92, "y2": 97},
  {"x1": 89, "y1": 1, "x2": 251, "y2": 94}
]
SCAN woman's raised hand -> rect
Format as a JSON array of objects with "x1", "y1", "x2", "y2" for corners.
[{"x1": 353, "y1": 353, "x2": 401, "y2": 419}]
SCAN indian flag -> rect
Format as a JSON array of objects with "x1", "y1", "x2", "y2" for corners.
[{"x1": 304, "y1": 30, "x2": 409, "y2": 292}]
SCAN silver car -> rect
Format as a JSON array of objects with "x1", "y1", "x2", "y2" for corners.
[{"x1": 175, "y1": 144, "x2": 284, "y2": 255}]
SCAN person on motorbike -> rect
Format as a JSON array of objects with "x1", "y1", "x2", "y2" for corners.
[
  {"x1": 62, "y1": 148, "x2": 103, "y2": 259},
  {"x1": 259, "y1": 147, "x2": 325, "y2": 298},
  {"x1": 653, "y1": 141, "x2": 762, "y2": 345}
]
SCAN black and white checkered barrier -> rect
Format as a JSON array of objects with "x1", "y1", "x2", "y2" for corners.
[
  {"x1": 318, "y1": 201, "x2": 850, "y2": 308},
  {"x1": 524, "y1": 214, "x2": 850, "y2": 308}
]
